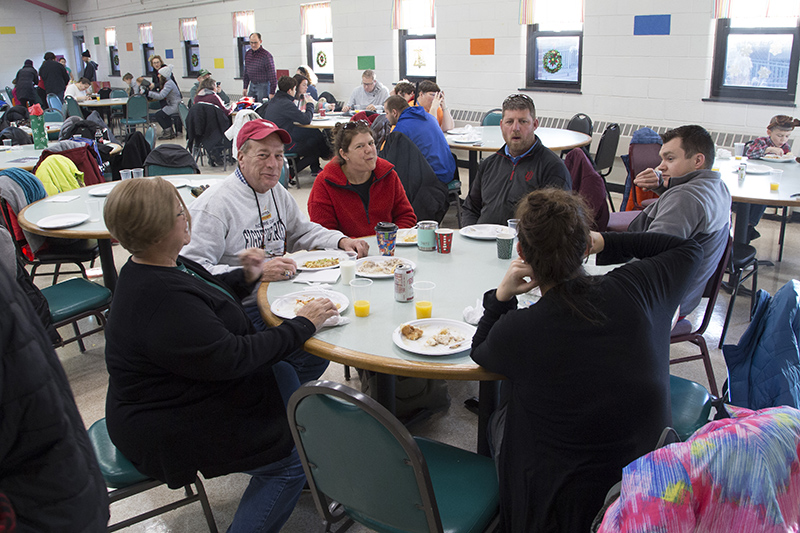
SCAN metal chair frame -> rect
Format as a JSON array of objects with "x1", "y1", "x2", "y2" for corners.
[
  {"x1": 719, "y1": 243, "x2": 758, "y2": 348},
  {"x1": 669, "y1": 235, "x2": 733, "y2": 397},
  {"x1": 593, "y1": 123, "x2": 621, "y2": 212}
]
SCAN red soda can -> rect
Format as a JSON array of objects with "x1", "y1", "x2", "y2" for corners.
[{"x1": 394, "y1": 263, "x2": 415, "y2": 302}]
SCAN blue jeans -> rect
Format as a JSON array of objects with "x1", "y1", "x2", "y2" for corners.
[
  {"x1": 227, "y1": 361, "x2": 305, "y2": 533},
  {"x1": 244, "y1": 304, "x2": 330, "y2": 383},
  {"x1": 247, "y1": 82, "x2": 271, "y2": 103}
]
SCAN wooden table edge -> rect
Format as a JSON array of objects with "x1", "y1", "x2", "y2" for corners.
[{"x1": 257, "y1": 282, "x2": 503, "y2": 381}]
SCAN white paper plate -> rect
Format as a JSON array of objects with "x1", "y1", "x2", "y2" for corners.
[
  {"x1": 356, "y1": 256, "x2": 416, "y2": 278},
  {"x1": 290, "y1": 250, "x2": 348, "y2": 271},
  {"x1": 164, "y1": 177, "x2": 190, "y2": 188},
  {"x1": 392, "y1": 318, "x2": 476, "y2": 356},
  {"x1": 459, "y1": 224, "x2": 510, "y2": 240},
  {"x1": 450, "y1": 135, "x2": 482, "y2": 144},
  {"x1": 36, "y1": 213, "x2": 89, "y2": 229},
  {"x1": 446, "y1": 127, "x2": 471, "y2": 135},
  {"x1": 761, "y1": 154, "x2": 796, "y2": 163},
  {"x1": 396, "y1": 228, "x2": 417, "y2": 246},
  {"x1": 271, "y1": 289, "x2": 349, "y2": 319},
  {"x1": 312, "y1": 116, "x2": 332, "y2": 122},
  {"x1": 88, "y1": 183, "x2": 118, "y2": 196}
]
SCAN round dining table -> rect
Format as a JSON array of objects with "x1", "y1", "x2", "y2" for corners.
[
  {"x1": 0, "y1": 142, "x2": 122, "y2": 171},
  {"x1": 78, "y1": 97, "x2": 130, "y2": 109},
  {"x1": 258, "y1": 231, "x2": 613, "y2": 454},
  {"x1": 716, "y1": 157, "x2": 800, "y2": 258},
  {"x1": 17, "y1": 175, "x2": 226, "y2": 291},
  {"x1": 447, "y1": 126, "x2": 592, "y2": 183}
]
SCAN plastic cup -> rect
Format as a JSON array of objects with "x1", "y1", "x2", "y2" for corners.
[
  {"x1": 340, "y1": 251, "x2": 357, "y2": 286},
  {"x1": 132, "y1": 168, "x2": 144, "y2": 179},
  {"x1": 416, "y1": 220, "x2": 438, "y2": 251},
  {"x1": 496, "y1": 231, "x2": 514, "y2": 259},
  {"x1": 2, "y1": 139, "x2": 11, "y2": 147},
  {"x1": 734, "y1": 142, "x2": 745, "y2": 157},
  {"x1": 770, "y1": 169, "x2": 784, "y2": 191},
  {"x1": 413, "y1": 281, "x2": 435, "y2": 319},
  {"x1": 120, "y1": 169, "x2": 132, "y2": 180},
  {"x1": 507, "y1": 218, "x2": 519, "y2": 235},
  {"x1": 375, "y1": 221, "x2": 398, "y2": 256},
  {"x1": 350, "y1": 278, "x2": 372, "y2": 317},
  {"x1": 86, "y1": 198, "x2": 103, "y2": 222}
]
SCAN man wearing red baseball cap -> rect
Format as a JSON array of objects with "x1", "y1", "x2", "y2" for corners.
[{"x1": 182, "y1": 119, "x2": 368, "y2": 380}]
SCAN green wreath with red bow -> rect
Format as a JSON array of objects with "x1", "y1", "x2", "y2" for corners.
[{"x1": 543, "y1": 49, "x2": 562, "y2": 74}]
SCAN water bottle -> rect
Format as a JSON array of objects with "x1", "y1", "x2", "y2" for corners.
[{"x1": 94, "y1": 128, "x2": 103, "y2": 145}]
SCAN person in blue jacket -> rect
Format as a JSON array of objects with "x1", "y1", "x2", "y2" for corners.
[{"x1": 385, "y1": 95, "x2": 455, "y2": 184}]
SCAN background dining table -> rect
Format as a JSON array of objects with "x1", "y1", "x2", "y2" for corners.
[
  {"x1": 17, "y1": 175, "x2": 226, "y2": 291},
  {"x1": 0, "y1": 142, "x2": 123, "y2": 171},
  {"x1": 258, "y1": 231, "x2": 614, "y2": 454}
]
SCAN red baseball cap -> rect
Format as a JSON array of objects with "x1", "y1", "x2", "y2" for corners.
[{"x1": 236, "y1": 119, "x2": 292, "y2": 149}]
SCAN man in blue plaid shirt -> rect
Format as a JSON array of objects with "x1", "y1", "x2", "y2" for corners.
[{"x1": 243, "y1": 33, "x2": 277, "y2": 103}]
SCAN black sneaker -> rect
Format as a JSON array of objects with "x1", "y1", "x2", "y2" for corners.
[{"x1": 748, "y1": 226, "x2": 761, "y2": 242}]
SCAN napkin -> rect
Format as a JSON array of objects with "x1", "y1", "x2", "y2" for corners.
[
  {"x1": 293, "y1": 270, "x2": 341, "y2": 284},
  {"x1": 463, "y1": 298, "x2": 484, "y2": 325},
  {"x1": 323, "y1": 315, "x2": 350, "y2": 328},
  {"x1": 716, "y1": 148, "x2": 732, "y2": 159},
  {"x1": 46, "y1": 195, "x2": 80, "y2": 203}
]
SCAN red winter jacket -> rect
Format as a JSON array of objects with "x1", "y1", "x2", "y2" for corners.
[{"x1": 308, "y1": 157, "x2": 416, "y2": 237}]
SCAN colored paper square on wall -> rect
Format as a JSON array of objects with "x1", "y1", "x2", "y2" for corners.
[
  {"x1": 470, "y1": 39, "x2": 495, "y2": 55},
  {"x1": 214, "y1": 58, "x2": 225, "y2": 69},
  {"x1": 126, "y1": 42, "x2": 134, "y2": 52},
  {"x1": 633, "y1": 14, "x2": 671, "y2": 36},
  {"x1": 357, "y1": 56, "x2": 375, "y2": 70},
  {"x1": 165, "y1": 49, "x2": 174, "y2": 59},
  {"x1": 0, "y1": 27, "x2": 16, "y2": 35},
  {"x1": 94, "y1": 36, "x2": 100, "y2": 45},
  {"x1": 277, "y1": 69, "x2": 290, "y2": 78}
]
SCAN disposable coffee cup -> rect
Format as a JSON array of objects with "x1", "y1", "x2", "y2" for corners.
[
  {"x1": 435, "y1": 228, "x2": 453, "y2": 253},
  {"x1": 120, "y1": 169, "x2": 132, "y2": 180},
  {"x1": 375, "y1": 221, "x2": 398, "y2": 256},
  {"x1": 496, "y1": 231, "x2": 514, "y2": 259}
]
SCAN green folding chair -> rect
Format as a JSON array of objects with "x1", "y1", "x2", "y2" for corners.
[
  {"x1": 145, "y1": 164, "x2": 195, "y2": 177},
  {"x1": 41, "y1": 277, "x2": 111, "y2": 352},
  {"x1": 64, "y1": 96, "x2": 83, "y2": 118},
  {"x1": 288, "y1": 380, "x2": 500, "y2": 533},
  {"x1": 670, "y1": 375, "x2": 713, "y2": 441},
  {"x1": 481, "y1": 108, "x2": 502, "y2": 126},
  {"x1": 120, "y1": 94, "x2": 148, "y2": 136}
]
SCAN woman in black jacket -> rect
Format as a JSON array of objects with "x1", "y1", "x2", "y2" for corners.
[
  {"x1": 471, "y1": 188, "x2": 703, "y2": 533},
  {"x1": 13, "y1": 59, "x2": 38, "y2": 107},
  {"x1": 103, "y1": 177, "x2": 338, "y2": 532}
]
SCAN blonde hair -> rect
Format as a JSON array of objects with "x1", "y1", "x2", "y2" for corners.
[
  {"x1": 104, "y1": 178, "x2": 190, "y2": 256},
  {"x1": 297, "y1": 65, "x2": 318, "y2": 86}
]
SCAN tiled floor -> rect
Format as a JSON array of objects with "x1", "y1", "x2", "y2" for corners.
[{"x1": 48, "y1": 159, "x2": 796, "y2": 532}]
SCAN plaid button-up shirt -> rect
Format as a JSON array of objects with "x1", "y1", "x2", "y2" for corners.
[{"x1": 243, "y1": 47, "x2": 277, "y2": 93}]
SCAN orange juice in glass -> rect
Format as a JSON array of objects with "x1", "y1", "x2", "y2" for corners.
[
  {"x1": 412, "y1": 281, "x2": 435, "y2": 319},
  {"x1": 350, "y1": 279, "x2": 373, "y2": 317}
]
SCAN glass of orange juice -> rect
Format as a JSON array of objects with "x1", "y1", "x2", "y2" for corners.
[
  {"x1": 412, "y1": 281, "x2": 435, "y2": 319},
  {"x1": 350, "y1": 278, "x2": 373, "y2": 317},
  {"x1": 770, "y1": 169, "x2": 783, "y2": 191}
]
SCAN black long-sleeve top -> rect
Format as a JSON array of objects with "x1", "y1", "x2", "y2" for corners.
[
  {"x1": 105, "y1": 256, "x2": 316, "y2": 488},
  {"x1": 470, "y1": 231, "x2": 703, "y2": 533}
]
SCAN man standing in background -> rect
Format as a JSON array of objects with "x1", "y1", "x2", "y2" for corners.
[
  {"x1": 39, "y1": 52, "x2": 70, "y2": 102},
  {"x1": 242, "y1": 32, "x2": 277, "y2": 103},
  {"x1": 81, "y1": 50, "x2": 97, "y2": 82}
]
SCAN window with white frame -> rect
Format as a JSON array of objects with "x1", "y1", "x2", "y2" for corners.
[
  {"x1": 233, "y1": 11, "x2": 255, "y2": 78},
  {"x1": 180, "y1": 18, "x2": 201, "y2": 77},
  {"x1": 393, "y1": 0, "x2": 436, "y2": 82},
  {"x1": 139, "y1": 23, "x2": 155, "y2": 75},
  {"x1": 710, "y1": 0, "x2": 800, "y2": 103},
  {"x1": 106, "y1": 27, "x2": 120, "y2": 77},
  {"x1": 302, "y1": 2, "x2": 334, "y2": 82},
  {"x1": 524, "y1": 0, "x2": 583, "y2": 91}
]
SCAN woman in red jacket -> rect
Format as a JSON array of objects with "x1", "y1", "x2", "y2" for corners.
[{"x1": 308, "y1": 120, "x2": 416, "y2": 236}]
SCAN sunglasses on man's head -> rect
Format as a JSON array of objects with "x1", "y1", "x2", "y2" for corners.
[
  {"x1": 343, "y1": 120, "x2": 370, "y2": 130},
  {"x1": 503, "y1": 93, "x2": 533, "y2": 106}
]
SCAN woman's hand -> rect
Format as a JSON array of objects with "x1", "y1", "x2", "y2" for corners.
[
  {"x1": 495, "y1": 259, "x2": 538, "y2": 302},
  {"x1": 587, "y1": 231, "x2": 604, "y2": 256},
  {"x1": 237, "y1": 248, "x2": 266, "y2": 284},
  {"x1": 261, "y1": 257, "x2": 298, "y2": 282},
  {"x1": 295, "y1": 298, "x2": 339, "y2": 330}
]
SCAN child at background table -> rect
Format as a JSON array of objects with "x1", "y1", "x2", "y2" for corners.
[{"x1": 743, "y1": 115, "x2": 799, "y2": 241}]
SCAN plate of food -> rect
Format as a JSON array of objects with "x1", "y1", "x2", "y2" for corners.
[
  {"x1": 459, "y1": 224, "x2": 510, "y2": 240},
  {"x1": 396, "y1": 228, "x2": 417, "y2": 245},
  {"x1": 270, "y1": 289, "x2": 349, "y2": 319},
  {"x1": 312, "y1": 116, "x2": 332, "y2": 122},
  {"x1": 36, "y1": 213, "x2": 90, "y2": 229},
  {"x1": 393, "y1": 318, "x2": 476, "y2": 356},
  {"x1": 735, "y1": 163, "x2": 773, "y2": 174},
  {"x1": 88, "y1": 183, "x2": 118, "y2": 196},
  {"x1": 761, "y1": 153, "x2": 796, "y2": 163},
  {"x1": 290, "y1": 250, "x2": 347, "y2": 271},
  {"x1": 449, "y1": 134, "x2": 482, "y2": 144},
  {"x1": 356, "y1": 256, "x2": 416, "y2": 278}
]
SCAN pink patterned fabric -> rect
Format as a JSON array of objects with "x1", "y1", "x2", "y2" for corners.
[{"x1": 599, "y1": 405, "x2": 800, "y2": 533}]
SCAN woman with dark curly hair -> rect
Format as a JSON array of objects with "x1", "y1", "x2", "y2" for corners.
[{"x1": 471, "y1": 188, "x2": 704, "y2": 533}]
